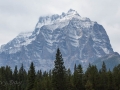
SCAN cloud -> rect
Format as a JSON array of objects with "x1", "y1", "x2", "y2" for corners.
[{"x1": 0, "y1": 0, "x2": 120, "y2": 53}]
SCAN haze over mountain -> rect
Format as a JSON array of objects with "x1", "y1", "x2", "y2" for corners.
[{"x1": 0, "y1": 9, "x2": 119, "y2": 71}]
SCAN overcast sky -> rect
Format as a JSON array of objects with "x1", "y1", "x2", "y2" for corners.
[{"x1": 0, "y1": 0, "x2": 120, "y2": 53}]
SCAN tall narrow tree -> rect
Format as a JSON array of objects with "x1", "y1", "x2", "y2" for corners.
[
  {"x1": 18, "y1": 64, "x2": 27, "y2": 90},
  {"x1": 13, "y1": 66, "x2": 18, "y2": 90},
  {"x1": 27, "y1": 62, "x2": 36, "y2": 90},
  {"x1": 100, "y1": 61, "x2": 107, "y2": 90},
  {"x1": 52, "y1": 48, "x2": 66, "y2": 90},
  {"x1": 75, "y1": 64, "x2": 84, "y2": 90}
]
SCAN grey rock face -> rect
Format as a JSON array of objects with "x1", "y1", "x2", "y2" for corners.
[
  {"x1": 92, "y1": 52, "x2": 120, "y2": 70},
  {"x1": 0, "y1": 9, "x2": 114, "y2": 71}
]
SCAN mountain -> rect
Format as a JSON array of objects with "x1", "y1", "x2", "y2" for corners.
[
  {"x1": 92, "y1": 52, "x2": 120, "y2": 70},
  {"x1": 0, "y1": 9, "x2": 119, "y2": 71}
]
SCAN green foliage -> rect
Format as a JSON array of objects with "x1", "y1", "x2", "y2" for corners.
[
  {"x1": 99, "y1": 62, "x2": 108, "y2": 90},
  {"x1": 107, "y1": 70, "x2": 114, "y2": 90},
  {"x1": 27, "y1": 62, "x2": 36, "y2": 90},
  {"x1": 73, "y1": 64, "x2": 84, "y2": 90},
  {"x1": 66, "y1": 68, "x2": 74, "y2": 90},
  {"x1": 113, "y1": 64, "x2": 120, "y2": 90},
  {"x1": 0, "y1": 49, "x2": 120, "y2": 90},
  {"x1": 85, "y1": 64, "x2": 99, "y2": 90},
  {"x1": 18, "y1": 64, "x2": 27, "y2": 90},
  {"x1": 85, "y1": 80, "x2": 94, "y2": 90},
  {"x1": 52, "y1": 48, "x2": 66, "y2": 90}
]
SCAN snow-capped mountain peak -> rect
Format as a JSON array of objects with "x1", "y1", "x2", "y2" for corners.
[
  {"x1": 67, "y1": 9, "x2": 80, "y2": 16},
  {"x1": 36, "y1": 9, "x2": 80, "y2": 28},
  {"x1": 35, "y1": 9, "x2": 82, "y2": 33},
  {"x1": 0, "y1": 9, "x2": 115, "y2": 71}
]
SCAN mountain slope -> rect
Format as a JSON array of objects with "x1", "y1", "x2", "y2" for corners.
[
  {"x1": 92, "y1": 52, "x2": 120, "y2": 70},
  {"x1": 0, "y1": 9, "x2": 115, "y2": 71}
]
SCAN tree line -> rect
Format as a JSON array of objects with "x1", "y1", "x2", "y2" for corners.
[{"x1": 0, "y1": 48, "x2": 120, "y2": 90}]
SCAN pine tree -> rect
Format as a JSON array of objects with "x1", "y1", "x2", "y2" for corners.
[
  {"x1": 0, "y1": 66, "x2": 6, "y2": 90},
  {"x1": 13, "y1": 66, "x2": 18, "y2": 90},
  {"x1": 101, "y1": 61, "x2": 107, "y2": 73},
  {"x1": 76, "y1": 64, "x2": 84, "y2": 90},
  {"x1": 85, "y1": 80, "x2": 94, "y2": 90},
  {"x1": 27, "y1": 62, "x2": 36, "y2": 90},
  {"x1": 113, "y1": 64, "x2": 120, "y2": 90},
  {"x1": 73, "y1": 64, "x2": 84, "y2": 90},
  {"x1": 84, "y1": 65, "x2": 99, "y2": 90},
  {"x1": 73, "y1": 64, "x2": 77, "y2": 89},
  {"x1": 100, "y1": 61, "x2": 107, "y2": 90},
  {"x1": 66, "y1": 68, "x2": 73, "y2": 90},
  {"x1": 52, "y1": 48, "x2": 66, "y2": 90},
  {"x1": 13, "y1": 66, "x2": 18, "y2": 81},
  {"x1": 18, "y1": 64, "x2": 27, "y2": 90},
  {"x1": 107, "y1": 69, "x2": 114, "y2": 90},
  {"x1": 34, "y1": 70, "x2": 43, "y2": 90}
]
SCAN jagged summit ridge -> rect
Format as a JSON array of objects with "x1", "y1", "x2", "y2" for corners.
[
  {"x1": 0, "y1": 9, "x2": 114, "y2": 71},
  {"x1": 35, "y1": 9, "x2": 80, "y2": 29},
  {"x1": 67, "y1": 9, "x2": 80, "y2": 16},
  {"x1": 35, "y1": 9, "x2": 91, "y2": 35}
]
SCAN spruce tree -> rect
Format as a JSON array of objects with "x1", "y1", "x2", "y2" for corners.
[
  {"x1": 13, "y1": 66, "x2": 18, "y2": 90},
  {"x1": 27, "y1": 62, "x2": 36, "y2": 90},
  {"x1": 85, "y1": 65, "x2": 99, "y2": 90},
  {"x1": 113, "y1": 64, "x2": 120, "y2": 90},
  {"x1": 52, "y1": 48, "x2": 66, "y2": 90},
  {"x1": 107, "y1": 69, "x2": 114, "y2": 90},
  {"x1": 13, "y1": 66, "x2": 18, "y2": 81},
  {"x1": 100, "y1": 61, "x2": 107, "y2": 90},
  {"x1": 66, "y1": 68, "x2": 73, "y2": 90},
  {"x1": 85, "y1": 80, "x2": 94, "y2": 90},
  {"x1": 73, "y1": 64, "x2": 84, "y2": 90},
  {"x1": 76, "y1": 64, "x2": 84, "y2": 90},
  {"x1": 101, "y1": 61, "x2": 107, "y2": 72},
  {"x1": 18, "y1": 64, "x2": 27, "y2": 90}
]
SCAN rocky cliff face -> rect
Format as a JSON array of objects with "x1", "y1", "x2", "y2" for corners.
[{"x1": 0, "y1": 9, "x2": 114, "y2": 71}]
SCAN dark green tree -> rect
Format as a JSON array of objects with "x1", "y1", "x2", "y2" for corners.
[
  {"x1": 113, "y1": 64, "x2": 120, "y2": 90},
  {"x1": 13, "y1": 66, "x2": 18, "y2": 80},
  {"x1": 84, "y1": 65, "x2": 99, "y2": 90},
  {"x1": 13, "y1": 66, "x2": 18, "y2": 90},
  {"x1": 101, "y1": 61, "x2": 107, "y2": 72},
  {"x1": 66, "y1": 68, "x2": 73, "y2": 90},
  {"x1": 18, "y1": 64, "x2": 27, "y2": 90},
  {"x1": 0, "y1": 66, "x2": 6, "y2": 90},
  {"x1": 27, "y1": 62, "x2": 36, "y2": 90},
  {"x1": 52, "y1": 48, "x2": 66, "y2": 90},
  {"x1": 100, "y1": 61, "x2": 107, "y2": 90},
  {"x1": 73, "y1": 64, "x2": 84, "y2": 90},
  {"x1": 34, "y1": 70, "x2": 43, "y2": 90},
  {"x1": 107, "y1": 69, "x2": 114, "y2": 90},
  {"x1": 85, "y1": 80, "x2": 94, "y2": 90}
]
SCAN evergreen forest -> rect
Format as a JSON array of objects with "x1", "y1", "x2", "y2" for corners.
[{"x1": 0, "y1": 48, "x2": 120, "y2": 90}]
